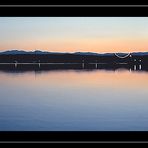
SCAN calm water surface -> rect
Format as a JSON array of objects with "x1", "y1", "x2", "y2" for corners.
[{"x1": 0, "y1": 69, "x2": 148, "y2": 131}]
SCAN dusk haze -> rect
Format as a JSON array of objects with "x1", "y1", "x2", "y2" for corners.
[
  {"x1": 0, "y1": 17, "x2": 148, "y2": 53},
  {"x1": 1, "y1": 17, "x2": 148, "y2": 132}
]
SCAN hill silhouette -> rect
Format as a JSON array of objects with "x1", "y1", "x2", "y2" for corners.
[{"x1": 0, "y1": 50, "x2": 148, "y2": 64}]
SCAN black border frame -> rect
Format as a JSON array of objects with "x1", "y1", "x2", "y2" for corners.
[
  {"x1": 0, "y1": 5, "x2": 148, "y2": 17},
  {"x1": 0, "y1": 5, "x2": 148, "y2": 143},
  {"x1": 0, "y1": 131, "x2": 148, "y2": 142}
]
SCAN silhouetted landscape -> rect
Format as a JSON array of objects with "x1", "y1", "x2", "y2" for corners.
[
  {"x1": 0, "y1": 50, "x2": 147, "y2": 73},
  {"x1": 0, "y1": 50, "x2": 148, "y2": 64}
]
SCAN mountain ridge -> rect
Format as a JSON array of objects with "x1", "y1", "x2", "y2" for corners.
[{"x1": 0, "y1": 50, "x2": 148, "y2": 56}]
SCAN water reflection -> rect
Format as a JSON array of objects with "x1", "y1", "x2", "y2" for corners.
[
  {"x1": 0, "y1": 64, "x2": 148, "y2": 131},
  {"x1": 0, "y1": 63, "x2": 147, "y2": 73}
]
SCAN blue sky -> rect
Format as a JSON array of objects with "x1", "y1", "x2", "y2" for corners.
[{"x1": 0, "y1": 17, "x2": 148, "y2": 53}]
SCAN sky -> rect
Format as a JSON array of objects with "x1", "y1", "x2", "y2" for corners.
[{"x1": 0, "y1": 17, "x2": 148, "y2": 53}]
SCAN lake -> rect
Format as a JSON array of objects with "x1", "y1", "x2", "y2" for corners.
[{"x1": 0, "y1": 65, "x2": 148, "y2": 131}]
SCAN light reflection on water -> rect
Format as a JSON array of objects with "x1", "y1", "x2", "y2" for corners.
[{"x1": 0, "y1": 68, "x2": 148, "y2": 131}]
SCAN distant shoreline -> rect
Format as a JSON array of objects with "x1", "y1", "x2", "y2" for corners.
[
  {"x1": 0, "y1": 62, "x2": 147, "y2": 73},
  {"x1": 0, "y1": 52, "x2": 148, "y2": 65}
]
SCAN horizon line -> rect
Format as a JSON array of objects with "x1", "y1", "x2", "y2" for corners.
[{"x1": 0, "y1": 49, "x2": 148, "y2": 54}]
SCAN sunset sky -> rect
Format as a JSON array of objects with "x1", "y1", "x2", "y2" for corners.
[{"x1": 0, "y1": 17, "x2": 148, "y2": 53}]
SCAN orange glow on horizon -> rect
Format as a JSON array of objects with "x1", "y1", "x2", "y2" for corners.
[
  {"x1": 0, "y1": 38, "x2": 148, "y2": 53},
  {"x1": 1, "y1": 70, "x2": 148, "y2": 91}
]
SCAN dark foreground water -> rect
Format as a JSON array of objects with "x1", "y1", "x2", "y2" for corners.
[{"x1": 0, "y1": 65, "x2": 148, "y2": 131}]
